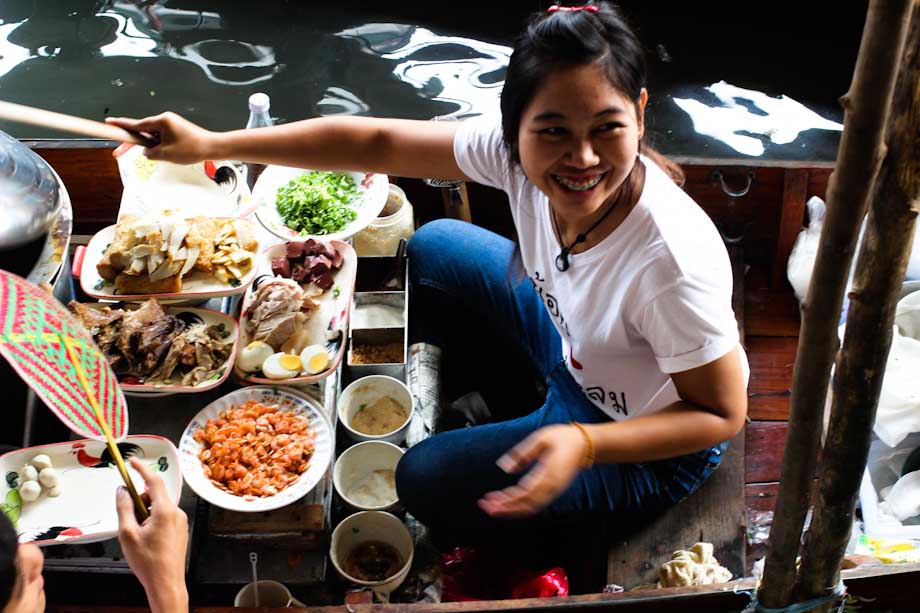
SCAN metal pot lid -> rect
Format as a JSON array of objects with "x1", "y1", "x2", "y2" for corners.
[{"x1": 0, "y1": 129, "x2": 61, "y2": 250}]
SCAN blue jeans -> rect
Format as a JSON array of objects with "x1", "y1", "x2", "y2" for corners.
[{"x1": 396, "y1": 219, "x2": 728, "y2": 545}]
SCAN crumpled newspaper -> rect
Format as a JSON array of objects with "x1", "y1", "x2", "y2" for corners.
[
  {"x1": 658, "y1": 542, "x2": 733, "y2": 588},
  {"x1": 406, "y1": 343, "x2": 443, "y2": 447}
]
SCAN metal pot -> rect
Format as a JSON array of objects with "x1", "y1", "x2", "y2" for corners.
[
  {"x1": 0, "y1": 131, "x2": 71, "y2": 285},
  {"x1": 0, "y1": 129, "x2": 60, "y2": 247}
]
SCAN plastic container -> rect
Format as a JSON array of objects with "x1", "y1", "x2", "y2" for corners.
[
  {"x1": 244, "y1": 92, "x2": 272, "y2": 190},
  {"x1": 352, "y1": 184, "x2": 415, "y2": 257}
]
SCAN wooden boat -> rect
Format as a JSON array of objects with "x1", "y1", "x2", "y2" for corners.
[{"x1": 14, "y1": 139, "x2": 916, "y2": 613}]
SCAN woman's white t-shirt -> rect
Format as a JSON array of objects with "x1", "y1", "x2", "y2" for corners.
[{"x1": 454, "y1": 117, "x2": 747, "y2": 421}]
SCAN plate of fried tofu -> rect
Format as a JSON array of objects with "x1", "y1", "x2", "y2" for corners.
[{"x1": 79, "y1": 213, "x2": 260, "y2": 301}]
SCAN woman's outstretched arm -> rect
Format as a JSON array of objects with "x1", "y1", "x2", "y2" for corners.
[{"x1": 107, "y1": 112, "x2": 466, "y2": 181}]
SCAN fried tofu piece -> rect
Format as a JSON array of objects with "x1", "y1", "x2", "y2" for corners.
[
  {"x1": 186, "y1": 216, "x2": 218, "y2": 272},
  {"x1": 114, "y1": 272, "x2": 182, "y2": 295},
  {"x1": 97, "y1": 214, "x2": 139, "y2": 281}
]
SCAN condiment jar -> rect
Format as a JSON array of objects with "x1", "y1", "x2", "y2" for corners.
[{"x1": 352, "y1": 184, "x2": 415, "y2": 257}]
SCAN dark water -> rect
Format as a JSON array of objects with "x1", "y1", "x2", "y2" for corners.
[{"x1": 0, "y1": 1, "x2": 866, "y2": 162}]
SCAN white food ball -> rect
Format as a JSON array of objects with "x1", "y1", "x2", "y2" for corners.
[
  {"x1": 38, "y1": 467, "x2": 60, "y2": 489},
  {"x1": 31, "y1": 454, "x2": 52, "y2": 471},
  {"x1": 261, "y1": 352, "x2": 302, "y2": 379},
  {"x1": 48, "y1": 485, "x2": 63, "y2": 498},
  {"x1": 236, "y1": 341, "x2": 274, "y2": 373},
  {"x1": 19, "y1": 480, "x2": 41, "y2": 502},
  {"x1": 20, "y1": 465, "x2": 38, "y2": 483},
  {"x1": 300, "y1": 344, "x2": 330, "y2": 375}
]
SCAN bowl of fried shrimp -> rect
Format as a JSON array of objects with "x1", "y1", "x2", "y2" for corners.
[{"x1": 179, "y1": 386, "x2": 332, "y2": 512}]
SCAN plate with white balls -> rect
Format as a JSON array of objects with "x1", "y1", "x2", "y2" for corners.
[{"x1": 0, "y1": 436, "x2": 181, "y2": 546}]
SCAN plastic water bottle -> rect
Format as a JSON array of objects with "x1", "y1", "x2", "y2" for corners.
[{"x1": 244, "y1": 92, "x2": 272, "y2": 190}]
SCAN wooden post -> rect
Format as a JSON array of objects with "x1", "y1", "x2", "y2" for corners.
[
  {"x1": 757, "y1": 1, "x2": 912, "y2": 608},
  {"x1": 795, "y1": 7, "x2": 920, "y2": 611}
]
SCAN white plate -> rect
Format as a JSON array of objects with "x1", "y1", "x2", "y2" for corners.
[
  {"x1": 0, "y1": 436, "x2": 181, "y2": 546},
  {"x1": 78, "y1": 220, "x2": 260, "y2": 302},
  {"x1": 253, "y1": 166, "x2": 389, "y2": 242},
  {"x1": 73, "y1": 303, "x2": 238, "y2": 394},
  {"x1": 114, "y1": 144, "x2": 252, "y2": 219},
  {"x1": 179, "y1": 386, "x2": 333, "y2": 512},
  {"x1": 234, "y1": 241, "x2": 356, "y2": 385}
]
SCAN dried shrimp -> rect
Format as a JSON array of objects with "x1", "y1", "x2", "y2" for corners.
[{"x1": 193, "y1": 400, "x2": 315, "y2": 497}]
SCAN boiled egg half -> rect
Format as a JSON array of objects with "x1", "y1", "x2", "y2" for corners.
[
  {"x1": 300, "y1": 344, "x2": 330, "y2": 375},
  {"x1": 262, "y1": 352, "x2": 303, "y2": 379},
  {"x1": 237, "y1": 341, "x2": 274, "y2": 373}
]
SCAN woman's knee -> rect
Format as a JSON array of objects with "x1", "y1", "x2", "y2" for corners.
[
  {"x1": 395, "y1": 441, "x2": 439, "y2": 515},
  {"x1": 408, "y1": 219, "x2": 468, "y2": 265},
  {"x1": 395, "y1": 442, "x2": 429, "y2": 494}
]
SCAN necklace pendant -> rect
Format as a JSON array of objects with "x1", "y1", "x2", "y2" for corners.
[{"x1": 555, "y1": 250, "x2": 570, "y2": 272}]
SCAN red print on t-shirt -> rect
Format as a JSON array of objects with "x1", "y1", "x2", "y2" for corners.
[{"x1": 569, "y1": 347, "x2": 583, "y2": 370}]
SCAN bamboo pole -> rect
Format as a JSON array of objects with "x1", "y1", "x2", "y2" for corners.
[
  {"x1": 758, "y1": 1, "x2": 912, "y2": 608},
  {"x1": 794, "y1": 7, "x2": 920, "y2": 611}
]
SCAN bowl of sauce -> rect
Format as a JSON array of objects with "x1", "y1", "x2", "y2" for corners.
[{"x1": 330, "y1": 511, "x2": 414, "y2": 594}]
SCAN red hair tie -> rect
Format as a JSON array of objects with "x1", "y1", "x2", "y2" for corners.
[{"x1": 548, "y1": 4, "x2": 599, "y2": 12}]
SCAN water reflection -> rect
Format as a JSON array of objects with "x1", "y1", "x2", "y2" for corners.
[
  {"x1": 671, "y1": 81, "x2": 843, "y2": 157},
  {"x1": 337, "y1": 24, "x2": 510, "y2": 119},
  {"x1": 0, "y1": 1, "x2": 849, "y2": 161}
]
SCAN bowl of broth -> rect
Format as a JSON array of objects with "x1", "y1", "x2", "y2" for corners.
[
  {"x1": 330, "y1": 511, "x2": 414, "y2": 594},
  {"x1": 338, "y1": 375, "x2": 412, "y2": 444}
]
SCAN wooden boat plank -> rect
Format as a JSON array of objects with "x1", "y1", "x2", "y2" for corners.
[
  {"x1": 191, "y1": 563, "x2": 917, "y2": 612},
  {"x1": 745, "y1": 422, "x2": 792, "y2": 484},
  {"x1": 772, "y1": 169, "x2": 810, "y2": 287},
  {"x1": 606, "y1": 430, "x2": 745, "y2": 591}
]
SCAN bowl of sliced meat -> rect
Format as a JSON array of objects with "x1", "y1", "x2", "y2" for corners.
[{"x1": 68, "y1": 299, "x2": 237, "y2": 393}]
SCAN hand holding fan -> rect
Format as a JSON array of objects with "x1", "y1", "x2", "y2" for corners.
[{"x1": 0, "y1": 270, "x2": 148, "y2": 519}]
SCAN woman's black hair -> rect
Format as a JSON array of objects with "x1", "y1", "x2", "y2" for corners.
[
  {"x1": 0, "y1": 512, "x2": 18, "y2": 608},
  {"x1": 500, "y1": 2, "x2": 647, "y2": 164}
]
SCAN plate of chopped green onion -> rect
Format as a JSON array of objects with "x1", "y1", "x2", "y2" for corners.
[{"x1": 254, "y1": 166, "x2": 389, "y2": 242}]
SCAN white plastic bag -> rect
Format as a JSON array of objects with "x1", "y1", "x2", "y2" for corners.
[
  {"x1": 827, "y1": 291, "x2": 920, "y2": 448},
  {"x1": 787, "y1": 199, "x2": 920, "y2": 306},
  {"x1": 873, "y1": 291, "x2": 920, "y2": 447},
  {"x1": 879, "y1": 470, "x2": 920, "y2": 522},
  {"x1": 787, "y1": 196, "x2": 826, "y2": 301}
]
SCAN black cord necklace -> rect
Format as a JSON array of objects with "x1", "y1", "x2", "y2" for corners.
[{"x1": 550, "y1": 160, "x2": 642, "y2": 272}]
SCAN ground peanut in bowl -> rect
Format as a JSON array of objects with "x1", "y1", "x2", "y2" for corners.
[{"x1": 351, "y1": 342, "x2": 404, "y2": 364}]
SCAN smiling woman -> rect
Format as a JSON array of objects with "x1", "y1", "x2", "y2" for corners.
[{"x1": 104, "y1": 0, "x2": 747, "y2": 555}]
